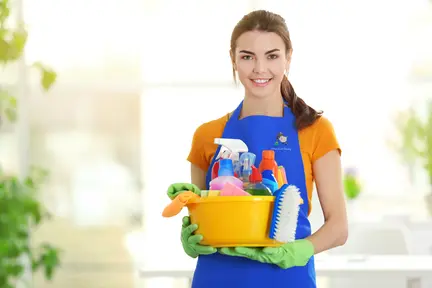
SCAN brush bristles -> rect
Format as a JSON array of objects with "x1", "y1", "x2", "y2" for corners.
[{"x1": 273, "y1": 185, "x2": 302, "y2": 243}]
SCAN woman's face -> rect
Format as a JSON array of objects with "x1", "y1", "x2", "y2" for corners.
[{"x1": 232, "y1": 30, "x2": 290, "y2": 99}]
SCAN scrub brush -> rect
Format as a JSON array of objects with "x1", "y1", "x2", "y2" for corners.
[{"x1": 269, "y1": 184, "x2": 303, "y2": 243}]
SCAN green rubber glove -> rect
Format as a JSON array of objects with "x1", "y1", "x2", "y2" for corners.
[
  {"x1": 167, "y1": 183, "x2": 201, "y2": 200},
  {"x1": 219, "y1": 239, "x2": 314, "y2": 269},
  {"x1": 181, "y1": 216, "x2": 217, "y2": 258}
]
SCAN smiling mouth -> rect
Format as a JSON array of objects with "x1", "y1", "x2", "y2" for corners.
[{"x1": 251, "y1": 78, "x2": 272, "y2": 86}]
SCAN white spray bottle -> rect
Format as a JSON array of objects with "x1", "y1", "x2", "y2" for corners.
[{"x1": 214, "y1": 138, "x2": 248, "y2": 177}]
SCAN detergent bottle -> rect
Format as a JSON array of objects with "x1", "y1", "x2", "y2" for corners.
[
  {"x1": 245, "y1": 166, "x2": 272, "y2": 196},
  {"x1": 209, "y1": 159, "x2": 244, "y2": 190},
  {"x1": 259, "y1": 150, "x2": 279, "y2": 175},
  {"x1": 211, "y1": 138, "x2": 248, "y2": 180},
  {"x1": 259, "y1": 150, "x2": 280, "y2": 183}
]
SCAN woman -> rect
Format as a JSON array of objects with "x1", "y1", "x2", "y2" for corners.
[{"x1": 182, "y1": 10, "x2": 348, "y2": 288}]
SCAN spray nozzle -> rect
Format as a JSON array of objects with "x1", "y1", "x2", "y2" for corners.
[
  {"x1": 214, "y1": 138, "x2": 248, "y2": 177},
  {"x1": 214, "y1": 138, "x2": 248, "y2": 155},
  {"x1": 249, "y1": 165, "x2": 262, "y2": 183}
]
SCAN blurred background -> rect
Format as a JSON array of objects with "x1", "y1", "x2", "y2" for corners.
[{"x1": 1, "y1": 0, "x2": 431, "y2": 287}]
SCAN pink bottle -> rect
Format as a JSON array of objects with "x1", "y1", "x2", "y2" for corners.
[{"x1": 209, "y1": 159, "x2": 243, "y2": 190}]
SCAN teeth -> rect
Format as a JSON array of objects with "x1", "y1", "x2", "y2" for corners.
[{"x1": 253, "y1": 79, "x2": 269, "y2": 83}]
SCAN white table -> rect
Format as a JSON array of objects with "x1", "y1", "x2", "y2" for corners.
[{"x1": 139, "y1": 255, "x2": 432, "y2": 286}]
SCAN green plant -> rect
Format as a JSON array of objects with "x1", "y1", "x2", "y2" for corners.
[
  {"x1": 0, "y1": 0, "x2": 60, "y2": 287},
  {"x1": 343, "y1": 167, "x2": 361, "y2": 200},
  {"x1": 394, "y1": 100, "x2": 432, "y2": 187}
]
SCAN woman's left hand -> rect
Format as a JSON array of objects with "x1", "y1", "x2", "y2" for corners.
[{"x1": 219, "y1": 239, "x2": 314, "y2": 269}]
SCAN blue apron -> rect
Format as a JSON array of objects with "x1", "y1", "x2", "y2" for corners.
[{"x1": 191, "y1": 100, "x2": 316, "y2": 288}]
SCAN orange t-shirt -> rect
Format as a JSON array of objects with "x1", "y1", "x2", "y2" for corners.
[{"x1": 187, "y1": 113, "x2": 341, "y2": 215}]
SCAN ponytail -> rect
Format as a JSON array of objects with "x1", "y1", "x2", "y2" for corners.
[{"x1": 281, "y1": 75, "x2": 322, "y2": 130}]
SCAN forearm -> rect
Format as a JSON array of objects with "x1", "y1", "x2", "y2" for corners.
[{"x1": 306, "y1": 218, "x2": 348, "y2": 254}]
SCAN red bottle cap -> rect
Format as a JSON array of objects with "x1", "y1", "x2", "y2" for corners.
[
  {"x1": 262, "y1": 150, "x2": 275, "y2": 159},
  {"x1": 249, "y1": 165, "x2": 262, "y2": 183}
]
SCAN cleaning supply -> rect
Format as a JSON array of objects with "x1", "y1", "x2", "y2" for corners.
[
  {"x1": 162, "y1": 191, "x2": 200, "y2": 217},
  {"x1": 208, "y1": 190, "x2": 221, "y2": 197},
  {"x1": 277, "y1": 166, "x2": 288, "y2": 187},
  {"x1": 261, "y1": 170, "x2": 278, "y2": 193},
  {"x1": 181, "y1": 216, "x2": 217, "y2": 258},
  {"x1": 200, "y1": 190, "x2": 209, "y2": 197},
  {"x1": 209, "y1": 158, "x2": 243, "y2": 190},
  {"x1": 211, "y1": 149, "x2": 232, "y2": 180},
  {"x1": 186, "y1": 194, "x2": 281, "y2": 247},
  {"x1": 220, "y1": 182, "x2": 251, "y2": 196},
  {"x1": 276, "y1": 167, "x2": 285, "y2": 188},
  {"x1": 269, "y1": 184, "x2": 303, "y2": 243},
  {"x1": 239, "y1": 152, "x2": 256, "y2": 185},
  {"x1": 214, "y1": 138, "x2": 248, "y2": 178},
  {"x1": 219, "y1": 239, "x2": 315, "y2": 269},
  {"x1": 167, "y1": 183, "x2": 201, "y2": 200},
  {"x1": 245, "y1": 166, "x2": 272, "y2": 196},
  {"x1": 259, "y1": 150, "x2": 279, "y2": 183}
]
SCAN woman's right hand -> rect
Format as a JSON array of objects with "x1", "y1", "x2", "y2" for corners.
[{"x1": 181, "y1": 216, "x2": 217, "y2": 258}]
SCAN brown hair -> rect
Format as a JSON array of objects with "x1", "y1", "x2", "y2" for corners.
[{"x1": 230, "y1": 10, "x2": 322, "y2": 130}]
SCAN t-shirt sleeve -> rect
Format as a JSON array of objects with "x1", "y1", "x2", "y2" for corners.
[
  {"x1": 311, "y1": 117, "x2": 342, "y2": 163},
  {"x1": 187, "y1": 125, "x2": 210, "y2": 172}
]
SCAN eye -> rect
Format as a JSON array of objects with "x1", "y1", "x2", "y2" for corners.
[
  {"x1": 241, "y1": 55, "x2": 253, "y2": 60},
  {"x1": 268, "y1": 54, "x2": 278, "y2": 60}
]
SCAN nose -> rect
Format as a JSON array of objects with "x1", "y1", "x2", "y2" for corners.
[{"x1": 253, "y1": 59, "x2": 267, "y2": 73}]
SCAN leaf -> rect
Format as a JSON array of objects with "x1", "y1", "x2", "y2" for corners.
[
  {"x1": 0, "y1": 0, "x2": 10, "y2": 25},
  {"x1": 7, "y1": 30, "x2": 28, "y2": 60},
  {"x1": 32, "y1": 62, "x2": 57, "y2": 91},
  {"x1": 4, "y1": 107, "x2": 16, "y2": 121},
  {"x1": 37, "y1": 244, "x2": 61, "y2": 280},
  {"x1": 0, "y1": 89, "x2": 18, "y2": 122},
  {"x1": 5, "y1": 262, "x2": 24, "y2": 277},
  {"x1": 7, "y1": 94, "x2": 16, "y2": 108},
  {"x1": 0, "y1": 38, "x2": 9, "y2": 62}
]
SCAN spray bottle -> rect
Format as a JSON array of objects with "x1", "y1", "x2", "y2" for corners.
[
  {"x1": 211, "y1": 138, "x2": 248, "y2": 179},
  {"x1": 209, "y1": 158, "x2": 244, "y2": 190},
  {"x1": 239, "y1": 152, "x2": 256, "y2": 186}
]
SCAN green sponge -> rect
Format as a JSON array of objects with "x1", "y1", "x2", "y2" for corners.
[{"x1": 167, "y1": 183, "x2": 201, "y2": 200}]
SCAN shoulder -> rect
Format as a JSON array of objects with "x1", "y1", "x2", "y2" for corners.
[
  {"x1": 188, "y1": 113, "x2": 230, "y2": 171},
  {"x1": 193, "y1": 113, "x2": 229, "y2": 143},
  {"x1": 299, "y1": 116, "x2": 340, "y2": 161},
  {"x1": 300, "y1": 116, "x2": 336, "y2": 140}
]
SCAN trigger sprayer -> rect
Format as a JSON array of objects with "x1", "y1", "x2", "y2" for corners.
[{"x1": 212, "y1": 138, "x2": 248, "y2": 179}]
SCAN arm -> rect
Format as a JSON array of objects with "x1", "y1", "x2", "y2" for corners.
[
  {"x1": 191, "y1": 163, "x2": 207, "y2": 190},
  {"x1": 306, "y1": 149, "x2": 348, "y2": 254}
]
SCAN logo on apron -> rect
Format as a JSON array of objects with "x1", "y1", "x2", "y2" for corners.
[{"x1": 273, "y1": 132, "x2": 291, "y2": 151}]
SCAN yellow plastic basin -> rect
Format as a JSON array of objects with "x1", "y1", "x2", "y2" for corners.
[{"x1": 186, "y1": 196, "x2": 283, "y2": 247}]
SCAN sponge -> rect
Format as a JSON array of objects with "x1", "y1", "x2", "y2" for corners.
[{"x1": 220, "y1": 182, "x2": 251, "y2": 196}]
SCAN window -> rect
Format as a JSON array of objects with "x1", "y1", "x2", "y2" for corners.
[{"x1": 141, "y1": 0, "x2": 251, "y2": 84}]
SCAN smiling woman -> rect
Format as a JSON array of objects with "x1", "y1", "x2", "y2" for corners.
[{"x1": 180, "y1": 10, "x2": 347, "y2": 288}]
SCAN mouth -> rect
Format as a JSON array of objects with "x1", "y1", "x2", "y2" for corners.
[{"x1": 250, "y1": 78, "x2": 272, "y2": 87}]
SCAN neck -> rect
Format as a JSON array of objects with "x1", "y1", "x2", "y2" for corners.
[{"x1": 240, "y1": 94, "x2": 284, "y2": 119}]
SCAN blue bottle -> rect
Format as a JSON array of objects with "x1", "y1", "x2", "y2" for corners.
[{"x1": 261, "y1": 170, "x2": 278, "y2": 193}]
